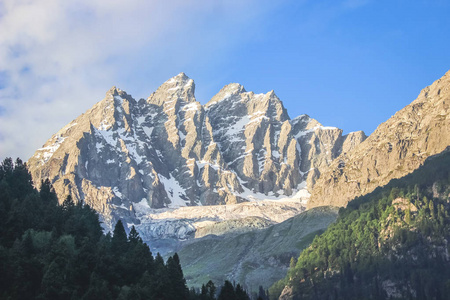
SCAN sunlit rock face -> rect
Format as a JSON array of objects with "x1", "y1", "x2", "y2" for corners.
[
  {"x1": 309, "y1": 70, "x2": 450, "y2": 209},
  {"x1": 28, "y1": 73, "x2": 363, "y2": 234}
]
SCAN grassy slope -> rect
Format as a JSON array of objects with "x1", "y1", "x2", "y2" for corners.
[{"x1": 176, "y1": 206, "x2": 338, "y2": 292}]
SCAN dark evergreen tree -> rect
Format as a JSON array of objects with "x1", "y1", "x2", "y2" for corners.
[
  {"x1": 125, "y1": 226, "x2": 154, "y2": 284},
  {"x1": 0, "y1": 157, "x2": 14, "y2": 180},
  {"x1": 111, "y1": 220, "x2": 128, "y2": 255},
  {"x1": 11, "y1": 158, "x2": 34, "y2": 199},
  {"x1": 150, "y1": 252, "x2": 171, "y2": 299},
  {"x1": 258, "y1": 285, "x2": 268, "y2": 300},
  {"x1": 218, "y1": 280, "x2": 236, "y2": 300},
  {"x1": 191, "y1": 286, "x2": 201, "y2": 300},
  {"x1": 235, "y1": 284, "x2": 249, "y2": 300},
  {"x1": 167, "y1": 253, "x2": 189, "y2": 299},
  {"x1": 128, "y1": 225, "x2": 142, "y2": 244},
  {"x1": 205, "y1": 280, "x2": 216, "y2": 300},
  {"x1": 201, "y1": 284, "x2": 208, "y2": 300},
  {"x1": 39, "y1": 178, "x2": 58, "y2": 206}
]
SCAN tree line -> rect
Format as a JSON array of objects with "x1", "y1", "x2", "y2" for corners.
[{"x1": 0, "y1": 157, "x2": 252, "y2": 300}]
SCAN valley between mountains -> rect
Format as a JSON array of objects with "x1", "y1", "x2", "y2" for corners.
[{"x1": 23, "y1": 69, "x2": 450, "y2": 296}]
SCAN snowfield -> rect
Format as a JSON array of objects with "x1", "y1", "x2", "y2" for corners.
[{"x1": 132, "y1": 182, "x2": 309, "y2": 241}]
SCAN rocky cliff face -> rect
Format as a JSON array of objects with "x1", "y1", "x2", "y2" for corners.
[
  {"x1": 308, "y1": 70, "x2": 450, "y2": 208},
  {"x1": 27, "y1": 73, "x2": 362, "y2": 232}
]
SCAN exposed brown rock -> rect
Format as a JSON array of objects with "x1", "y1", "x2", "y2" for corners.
[{"x1": 308, "y1": 70, "x2": 450, "y2": 208}]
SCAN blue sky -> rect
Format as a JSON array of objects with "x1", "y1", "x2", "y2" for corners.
[{"x1": 0, "y1": 0, "x2": 449, "y2": 159}]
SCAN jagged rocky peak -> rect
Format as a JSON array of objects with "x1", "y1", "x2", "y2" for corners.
[
  {"x1": 206, "y1": 82, "x2": 246, "y2": 107},
  {"x1": 291, "y1": 114, "x2": 321, "y2": 130},
  {"x1": 147, "y1": 72, "x2": 196, "y2": 106},
  {"x1": 27, "y1": 72, "x2": 366, "y2": 235},
  {"x1": 308, "y1": 69, "x2": 450, "y2": 209},
  {"x1": 103, "y1": 86, "x2": 135, "y2": 103},
  {"x1": 207, "y1": 83, "x2": 289, "y2": 123},
  {"x1": 87, "y1": 86, "x2": 138, "y2": 131},
  {"x1": 204, "y1": 84, "x2": 300, "y2": 195},
  {"x1": 287, "y1": 113, "x2": 366, "y2": 189}
]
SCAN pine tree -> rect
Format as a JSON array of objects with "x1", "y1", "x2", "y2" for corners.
[
  {"x1": 150, "y1": 252, "x2": 171, "y2": 299},
  {"x1": 128, "y1": 225, "x2": 142, "y2": 244},
  {"x1": 289, "y1": 257, "x2": 296, "y2": 269},
  {"x1": 111, "y1": 220, "x2": 128, "y2": 254},
  {"x1": 0, "y1": 157, "x2": 14, "y2": 180},
  {"x1": 218, "y1": 280, "x2": 236, "y2": 300},
  {"x1": 167, "y1": 253, "x2": 189, "y2": 299},
  {"x1": 11, "y1": 158, "x2": 34, "y2": 198},
  {"x1": 205, "y1": 280, "x2": 216, "y2": 300},
  {"x1": 39, "y1": 178, "x2": 58, "y2": 205},
  {"x1": 258, "y1": 286, "x2": 268, "y2": 300},
  {"x1": 201, "y1": 284, "x2": 208, "y2": 300},
  {"x1": 235, "y1": 284, "x2": 250, "y2": 300}
]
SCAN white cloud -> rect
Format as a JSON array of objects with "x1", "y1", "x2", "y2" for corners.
[{"x1": 0, "y1": 0, "x2": 279, "y2": 160}]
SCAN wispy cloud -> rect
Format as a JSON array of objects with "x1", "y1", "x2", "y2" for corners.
[
  {"x1": 2, "y1": 0, "x2": 441, "y2": 161},
  {"x1": 0, "y1": 0, "x2": 279, "y2": 159}
]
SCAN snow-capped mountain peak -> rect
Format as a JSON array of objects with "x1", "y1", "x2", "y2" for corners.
[{"x1": 28, "y1": 73, "x2": 365, "y2": 237}]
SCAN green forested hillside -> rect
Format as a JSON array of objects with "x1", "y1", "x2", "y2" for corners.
[
  {"x1": 270, "y1": 148, "x2": 450, "y2": 300},
  {"x1": 0, "y1": 158, "x2": 250, "y2": 300}
]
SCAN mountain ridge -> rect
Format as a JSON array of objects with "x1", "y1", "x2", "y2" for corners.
[
  {"x1": 27, "y1": 73, "x2": 363, "y2": 235},
  {"x1": 308, "y1": 69, "x2": 450, "y2": 209}
]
